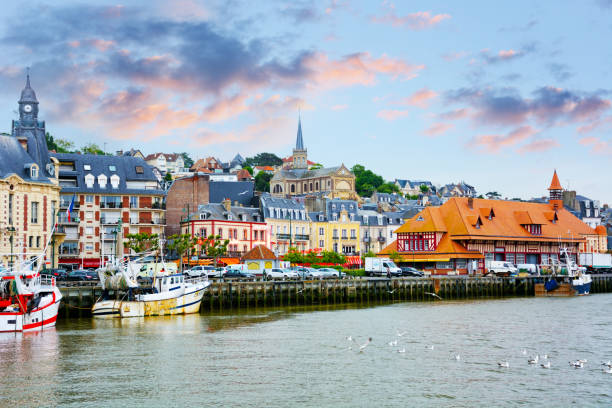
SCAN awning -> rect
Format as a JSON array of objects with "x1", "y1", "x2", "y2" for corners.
[
  {"x1": 218, "y1": 257, "x2": 240, "y2": 265},
  {"x1": 344, "y1": 256, "x2": 362, "y2": 266}
]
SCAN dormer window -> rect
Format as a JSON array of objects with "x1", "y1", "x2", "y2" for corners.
[
  {"x1": 84, "y1": 164, "x2": 91, "y2": 171},
  {"x1": 319, "y1": 214, "x2": 324, "y2": 222},
  {"x1": 98, "y1": 174, "x2": 107, "y2": 188},
  {"x1": 110, "y1": 174, "x2": 120, "y2": 189},
  {"x1": 85, "y1": 173, "x2": 95, "y2": 188},
  {"x1": 30, "y1": 164, "x2": 38, "y2": 179},
  {"x1": 416, "y1": 216, "x2": 424, "y2": 221},
  {"x1": 109, "y1": 165, "x2": 117, "y2": 172},
  {"x1": 524, "y1": 224, "x2": 542, "y2": 235},
  {"x1": 135, "y1": 166, "x2": 144, "y2": 174}
]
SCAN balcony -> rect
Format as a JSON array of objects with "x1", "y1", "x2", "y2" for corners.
[
  {"x1": 294, "y1": 234, "x2": 309, "y2": 241},
  {"x1": 130, "y1": 218, "x2": 167, "y2": 225},
  {"x1": 152, "y1": 202, "x2": 166, "y2": 210},
  {"x1": 59, "y1": 201, "x2": 80, "y2": 209},
  {"x1": 100, "y1": 202, "x2": 123, "y2": 209},
  {"x1": 100, "y1": 218, "x2": 121, "y2": 225},
  {"x1": 58, "y1": 216, "x2": 79, "y2": 224},
  {"x1": 377, "y1": 236, "x2": 387, "y2": 243},
  {"x1": 277, "y1": 233, "x2": 291, "y2": 240},
  {"x1": 362, "y1": 236, "x2": 371, "y2": 243}
]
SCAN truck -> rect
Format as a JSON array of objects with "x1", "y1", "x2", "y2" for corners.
[
  {"x1": 579, "y1": 253, "x2": 612, "y2": 273},
  {"x1": 486, "y1": 261, "x2": 518, "y2": 277},
  {"x1": 365, "y1": 257, "x2": 402, "y2": 277}
]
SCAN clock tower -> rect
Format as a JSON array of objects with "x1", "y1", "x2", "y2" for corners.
[{"x1": 18, "y1": 70, "x2": 39, "y2": 123}]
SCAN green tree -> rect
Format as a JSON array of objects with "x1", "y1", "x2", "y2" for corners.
[
  {"x1": 420, "y1": 184, "x2": 430, "y2": 193},
  {"x1": 180, "y1": 152, "x2": 194, "y2": 168},
  {"x1": 244, "y1": 152, "x2": 283, "y2": 167},
  {"x1": 310, "y1": 163, "x2": 323, "y2": 170},
  {"x1": 167, "y1": 234, "x2": 197, "y2": 272},
  {"x1": 283, "y1": 247, "x2": 304, "y2": 264},
  {"x1": 124, "y1": 233, "x2": 159, "y2": 254},
  {"x1": 377, "y1": 182, "x2": 400, "y2": 194},
  {"x1": 164, "y1": 172, "x2": 173, "y2": 182},
  {"x1": 351, "y1": 164, "x2": 385, "y2": 197},
  {"x1": 363, "y1": 250, "x2": 376, "y2": 259},
  {"x1": 81, "y1": 142, "x2": 106, "y2": 155},
  {"x1": 486, "y1": 191, "x2": 501, "y2": 199},
  {"x1": 45, "y1": 133, "x2": 75, "y2": 153},
  {"x1": 243, "y1": 165, "x2": 254, "y2": 175},
  {"x1": 255, "y1": 171, "x2": 273, "y2": 192},
  {"x1": 321, "y1": 251, "x2": 346, "y2": 264},
  {"x1": 388, "y1": 250, "x2": 402, "y2": 264},
  {"x1": 202, "y1": 235, "x2": 230, "y2": 267}
]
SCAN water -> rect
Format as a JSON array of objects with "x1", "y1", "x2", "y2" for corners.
[{"x1": 2, "y1": 296, "x2": 612, "y2": 407}]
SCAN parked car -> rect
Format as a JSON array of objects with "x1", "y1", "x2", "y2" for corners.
[
  {"x1": 317, "y1": 268, "x2": 341, "y2": 279},
  {"x1": 282, "y1": 268, "x2": 299, "y2": 279},
  {"x1": 224, "y1": 269, "x2": 255, "y2": 279},
  {"x1": 291, "y1": 267, "x2": 314, "y2": 280},
  {"x1": 184, "y1": 265, "x2": 215, "y2": 277},
  {"x1": 487, "y1": 261, "x2": 518, "y2": 277},
  {"x1": 42, "y1": 268, "x2": 68, "y2": 280},
  {"x1": 266, "y1": 268, "x2": 288, "y2": 280},
  {"x1": 67, "y1": 269, "x2": 97, "y2": 281},
  {"x1": 401, "y1": 267, "x2": 424, "y2": 277},
  {"x1": 207, "y1": 267, "x2": 227, "y2": 278}
]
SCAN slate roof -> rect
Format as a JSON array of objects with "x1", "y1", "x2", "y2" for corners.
[
  {"x1": 208, "y1": 181, "x2": 254, "y2": 206},
  {"x1": 271, "y1": 166, "x2": 350, "y2": 181},
  {"x1": 0, "y1": 135, "x2": 55, "y2": 184},
  {"x1": 52, "y1": 152, "x2": 164, "y2": 195},
  {"x1": 295, "y1": 117, "x2": 305, "y2": 150},
  {"x1": 188, "y1": 203, "x2": 263, "y2": 223},
  {"x1": 327, "y1": 199, "x2": 359, "y2": 220},
  {"x1": 260, "y1": 193, "x2": 307, "y2": 220}
]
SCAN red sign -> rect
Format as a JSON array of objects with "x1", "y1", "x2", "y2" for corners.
[{"x1": 82, "y1": 259, "x2": 101, "y2": 268}]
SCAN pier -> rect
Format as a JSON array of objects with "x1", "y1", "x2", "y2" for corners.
[{"x1": 57, "y1": 274, "x2": 612, "y2": 316}]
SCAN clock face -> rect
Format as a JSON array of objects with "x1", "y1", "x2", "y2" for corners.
[{"x1": 24, "y1": 104, "x2": 32, "y2": 113}]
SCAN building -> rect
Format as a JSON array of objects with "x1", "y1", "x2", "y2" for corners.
[
  {"x1": 260, "y1": 193, "x2": 311, "y2": 256},
  {"x1": 180, "y1": 200, "x2": 268, "y2": 256},
  {"x1": 165, "y1": 173, "x2": 255, "y2": 236},
  {"x1": 144, "y1": 153, "x2": 185, "y2": 174},
  {"x1": 358, "y1": 210, "x2": 404, "y2": 254},
  {"x1": 0, "y1": 73, "x2": 62, "y2": 269},
  {"x1": 241, "y1": 245, "x2": 280, "y2": 274},
  {"x1": 439, "y1": 182, "x2": 477, "y2": 199},
  {"x1": 380, "y1": 171, "x2": 602, "y2": 275},
  {"x1": 190, "y1": 157, "x2": 223, "y2": 173},
  {"x1": 395, "y1": 180, "x2": 435, "y2": 196},
  {"x1": 309, "y1": 199, "x2": 361, "y2": 255},
  {"x1": 563, "y1": 191, "x2": 602, "y2": 228},
  {"x1": 270, "y1": 118, "x2": 358, "y2": 200},
  {"x1": 53, "y1": 153, "x2": 166, "y2": 269}
]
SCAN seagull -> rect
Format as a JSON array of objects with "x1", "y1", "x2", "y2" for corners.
[
  {"x1": 396, "y1": 330, "x2": 407, "y2": 337},
  {"x1": 346, "y1": 336, "x2": 352, "y2": 342},
  {"x1": 397, "y1": 348, "x2": 406, "y2": 353},
  {"x1": 578, "y1": 359, "x2": 587, "y2": 364},
  {"x1": 603, "y1": 367, "x2": 612, "y2": 374},
  {"x1": 521, "y1": 349, "x2": 527, "y2": 356},
  {"x1": 425, "y1": 345, "x2": 434, "y2": 350},
  {"x1": 569, "y1": 360, "x2": 584, "y2": 368},
  {"x1": 424, "y1": 292, "x2": 443, "y2": 300},
  {"x1": 388, "y1": 340, "x2": 398, "y2": 346},
  {"x1": 238, "y1": 190, "x2": 249, "y2": 195},
  {"x1": 359, "y1": 337, "x2": 372, "y2": 352},
  {"x1": 541, "y1": 361, "x2": 551, "y2": 369},
  {"x1": 528, "y1": 355, "x2": 539, "y2": 365},
  {"x1": 542, "y1": 354, "x2": 548, "y2": 360},
  {"x1": 455, "y1": 354, "x2": 461, "y2": 361},
  {"x1": 498, "y1": 361, "x2": 509, "y2": 368},
  {"x1": 388, "y1": 289, "x2": 396, "y2": 294},
  {"x1": 601, "y1": 360, "x2": 612, "y2": 368}
]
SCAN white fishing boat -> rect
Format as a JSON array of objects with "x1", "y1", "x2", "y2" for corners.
[
  {"x1": 538, "y1": 246, "x2": 591, "y2": 296},
  {"x1": 92, "y1": 239, "x2": 210, "y2": 318}
]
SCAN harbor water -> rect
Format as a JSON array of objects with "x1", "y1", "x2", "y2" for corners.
[{"x1": 2, "y1": 295, "x2": 612, "y2": 407}]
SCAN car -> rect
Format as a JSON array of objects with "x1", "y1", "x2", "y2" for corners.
[
  {"x1": 207, "y1": 267, "x2": 227, "y2": 278},
  {"x1": 224, "y1": 269, "x2": 255, "y2": 279},
  {"x1": 266, "y1": 268, "x2": 288, "y2": 280},
  {"x1": 401, "y1": 267, "x2": 424, "y2": 277},
  {"x1": 292, "y1": 267, "x2": 315, "y2": 280},
  {"x1": 317, "y1": 268, "x2": 341, "y2": 279},
  {"x1": 41, "y1": 268, "x2": 68, "y2": 280},
  {"x1": 67, "y1": 269, "x2": 97, "y2": 281},
  {"x1": 184, "y1": 265, "x2": 214, "y2": 277},
  {"x1": 487, "y1": 261, "x2": 518, "y2": 277},
  {"x1": 282, "y1": 268, "x2": 299, "y2": 279}
]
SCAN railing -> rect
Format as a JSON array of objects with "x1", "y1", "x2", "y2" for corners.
[
  {"x1": 100, "y1": 202, "x2": 122, "y2": 209},
  {"x1": 363, "y1": 236, "x2": 371, "y2": 243},
  {"x1": 58, "y1": 217, "x2": 79, "y2": 224},
  {"x1": 377, "y1": 236, "x2": 387, "y2": 243},
  {"x1": 100, "y1": 218, "x2": 120, "y2": 225},
  {"x1": 277, "y1": 233, "x2": 291, "y2": 240},
  {"x1": 59, "y1": 202, "x2": 80, "y2": 209},
  {"x1": 152, "y1": 202, "x2": 166, "y2": 209},
  {"x1": 294, "y1": 234, "x2": 309, "y2": 241}
]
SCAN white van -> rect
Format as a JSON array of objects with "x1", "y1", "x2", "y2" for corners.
[{"x1": 487, "y1": 261, "x2": 518, "y2": 277}]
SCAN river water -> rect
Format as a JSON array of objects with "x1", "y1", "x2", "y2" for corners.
[{"x1": 2, "y1": 295, "x2": 612, "y2": 407}]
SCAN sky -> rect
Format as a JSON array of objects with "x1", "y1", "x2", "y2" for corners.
[{"x1": 1, "y1": 1, "x2": 612, "y2": 203}]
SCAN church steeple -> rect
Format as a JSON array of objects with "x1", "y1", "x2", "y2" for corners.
[
  {"x1": 19, "y1": 68, "x2": 39, "y2": 121},
  {"x1": 548, "y1": 169, "x2": 563, "y2": 210},
  {"x1": 292, "y1": 113, "x2": 307, "y2": 169}
]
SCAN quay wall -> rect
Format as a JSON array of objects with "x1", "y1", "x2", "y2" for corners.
[{"x1": 57, "y1": 275, "x2": 612, "y2": 317}]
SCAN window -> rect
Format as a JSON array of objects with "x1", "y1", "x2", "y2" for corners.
[
  {"x1": 30, "y1": 165, "x2": 38, "y2": 179},
  {"x1": 342, "y1": 229, "x2": 347, "y2": 239},
  {"x1": 36, "y1": 236, "x2": 40, "y2": 248},
  {"x1": 319, "y1": 227, "x2": 324, "y2": 235},
  {"x1": 109, "y1": 165, "x2": 116, "y2": 172},
  {"x1": 254, "y1": 230, "x2": 258, "y2": 240},
  {"x1": 218, "y1": 228, "x2": 222, "y2": 237},
  {"x1": 86, "y1": 195, "x2": 94, "y2": 203},
  {"x1": 85, "y1": 227, "x2": 93, "y2": 235},
  {"x1": 29, "y1": 236, "x2": 33, "y2": 247},
  {"x1": 31, "y1": 202, "x2": 39, "y2": 223},
  {"x1": 135, "y1": 166, "x2": 144, "y2": 174},
  {"x1": 8, "y1": 194, "x2": 13, "y2": 225},
  {"x1": 319, "y1": 240, "x2": 324, "y2": 247},
  {"x1": 84, "y1": 164, "x2": 91, "y2": 171},
  {"x1": 110, "y1": 174, "x2": 120, "y2": 189},
  {"x1": 86, "y1": 211, "x2": 93, "y2": 220},
  {"x1": 333, "y1": 229, "x2": 338, "y2": 238},
  {"x1": 85, "y1": 244, "x2": 94, "y2": 251},
  {"x1": 85, "y1": 174, "x2": 95, "y2": 188},
  {"x1": 244, "y1": 230, "x2": 248, "y2": 239},
  {"x1": 130, "y1": 196, "x2": 138, "y2": 208},
  {"x1": 98, "y1": 174, "x2": 107, "y2": 188},
  {"x1": 351, "y1": 229, "x2": 356, "y2": 239}
]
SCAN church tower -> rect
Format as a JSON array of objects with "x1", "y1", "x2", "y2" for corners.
[
  {"x1": 548, "y1": 170, "x2": 563, "y2": 210},
  {"x1": 292, "y1": 115, "x2": 308, "y2": 170}
]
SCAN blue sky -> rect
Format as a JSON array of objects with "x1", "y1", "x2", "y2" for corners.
[{"x1": 1, "y1": 1, "x2": 611, "y2": 202}]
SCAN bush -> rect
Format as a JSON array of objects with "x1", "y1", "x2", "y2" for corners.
[{"x1": 342, "y1": 268, "x2": 365, "y2": 277}]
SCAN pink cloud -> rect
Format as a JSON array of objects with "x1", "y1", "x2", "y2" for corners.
[
  {"x1": 331, "y1": 104, "x2": 348, "y2": 110},
  {"x1": 438, "y1": 108, "x2": 469, "y2": 120},
  {"x1": 442, "y1": 51, "x2": 467, "y2": 61},
  {"x1": 377, "y1": 109, "x2": 409, "y2": 121},
  {"x1": 470, "y1": 125, "x2": 537, "y2": 152},
  {"x1": 498, "y1": 49, "x2": 518, "y2": 59},
  {"x1": 395, "y1": 87, "x2": 437, "y2": 108},
  {"x1": 89, "y1": 39, "x2": 115, "y2": 52},
  {"x1": 202, "y1": 93, "x2": 249, "y2": 122},
  {"x1": 424, "y1": 122, "x2": 453, "y2": 137},
  {"x1": 517, "y1": 139, "x2": 560, "y2": 153},
  {"x1": 579, "y1": 136, "x2": 612, "y2": 154},
  {"x1": 372, "y1": 11, "x2": 451, "y2": 30}
]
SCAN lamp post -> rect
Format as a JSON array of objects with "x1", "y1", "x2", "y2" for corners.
[{"x1": 7, "y1": 226, "x2": 16, "y2": 268}]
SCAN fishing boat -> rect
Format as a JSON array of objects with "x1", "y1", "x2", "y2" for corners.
[
  {"x1": 536, "y1": 247, "x2": 591, "y2": 297},
  {"x1": 92, "y1": 240, "x2": 210, "y2": 318},
  {"x1": 0, "y1": 267, "x2": 62, "y2": 332}
]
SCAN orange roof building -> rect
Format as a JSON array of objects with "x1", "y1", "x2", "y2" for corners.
[{"x1": 380, "y1": 172, "x2": 601, "y2": 275}]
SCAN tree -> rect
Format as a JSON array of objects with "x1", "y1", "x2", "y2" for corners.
[
  {"x1": 180, "y1": 152, "x2": 194, "y2": 168},
  {"x1": 164, "y1": 172, "x2": 173, "y2": 182},
  {"x1": 486, "y1": 191, "x2": 501, "y2": 200},
  {"x1": 320, "y1": 251, "x2": 346, "y2": 264},
  {"x1": 81, "y1": 142, "x2": 106, "y2": 155},
  {"x1": 363, "y1": 250, "x2": 376, "y2": 259},
  {"x1": 255, "y1": 171, "x2": 273, "y2": 192},
  {"x1": 377, "y1": 182, "x2": 400, "y2": 194},
  {"x1": 124, "y1": 233, "x2": 159, "y2": 254},
  {"x1": 202, "y1": 235, "x2": 230, "y2": 267},
  {"x1": 45, "y1": 133, "x2": 75, "y2": 153},
  {"x1": 351, "y1": 164, "x2": 385, "y2": 197},
  {"x1": 388, "y1": 250, "x2": 402, "y2": 264},
  {"x1": 167, "y1": 234, "x2": 197, "y2": 272},
  {"x1": 283, "y1": 248, "x2": 304, "y2": 264},
  {"x1": 420, "y1": 184, "x2": 430, "y2": 193},
  {"x1": 243, "y1": 165, "x2": 254, "y2": 175},
  {"x1": 244, "y1": 152, "x2": 283, "y2": 167},
  {"x1": 310, "y1": 163, "x2": 323, "y2": 170}
]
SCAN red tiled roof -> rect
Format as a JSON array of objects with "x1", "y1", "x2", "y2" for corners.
[
  {"x1": 241, "y1": 245, "x2": 277, "y2": 260},
  {"x1": 548, "y1": 170, "x2": 563, "y2": 190}
]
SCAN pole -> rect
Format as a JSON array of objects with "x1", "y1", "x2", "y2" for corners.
[{"x1": 51, "y1": 209, "x2": 56, "y2": 269}]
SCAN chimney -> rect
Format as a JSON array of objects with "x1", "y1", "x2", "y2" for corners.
[
  {"x1": 222, "y1": 198, "x2": 231, "y2": 212},
  {"x1": 18, "y1": 137, "x2": 28, "y2": 152},
  {"x1": 116, "y1": 150, "x2": 123, "y2": 156},
  {"x1": 468, "y1": 197, "x2": 474, "y2": 209}
]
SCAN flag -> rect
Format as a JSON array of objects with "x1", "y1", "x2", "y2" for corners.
[{"x1": 66, "y1": 194, "x2": 76, "y2": 222}]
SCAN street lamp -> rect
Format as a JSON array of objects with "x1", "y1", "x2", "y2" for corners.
[{"x1": 7, "y1": 226, "x2": 16, "y2": 268}]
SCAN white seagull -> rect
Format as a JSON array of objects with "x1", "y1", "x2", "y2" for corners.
[
  {"x1": 569, "y1": 360, "x2": 584, "y2": 368},
  {"x1": 397, "y1": 348, "x2": 406, "y2": 353},
  {"x1": 603, "y1": 367, "x2": 612, "y2": 374},
  {"x1": 498, "y1": 361, "x2": 510, "y2": 368},
  {"x1": 359, "y1": 337, "x2": 372, "y2": 352},
  {"x1": 346, "y1": 336, "x2": 352, "y2": 342},
  {"x1": 601, "y1": 360, "x2": 612, "y2": 368},
  {"x1": 396, "y1": 330, "x2": 407, "y2": 337},
  {"x1": 455, "y1": 354, "x2": 461, "y2": 361},
  {"x1": 521, "y1": 349, "x2": 527, "y2": 356},
  {"x1": 388, "y1": 340, "x2": 398, "y2": 346},
  {"x1": 528, "y1": 355, "x2": 539, "y2": 365},
  {"x1": 425, "y1": 345, "x2": 434, "y2": 350},
  {"x1": 541, "y1": 361, "x2": 551, "y2": 369}
]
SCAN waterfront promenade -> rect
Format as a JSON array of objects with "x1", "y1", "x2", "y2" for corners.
[{"x1": 58, "y1": 275, "x2": 612, "y2": 316}]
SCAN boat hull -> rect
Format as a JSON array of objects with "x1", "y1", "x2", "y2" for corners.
[
  {"x1": 0, "y1": 288, "x2": 62, "y2": 332},
  {"x1": 572, "y1": 281, "x2": 591, "y2": 296},
  {"x1": 92, "y1": 284, "x2": 207, "y2": 318}
]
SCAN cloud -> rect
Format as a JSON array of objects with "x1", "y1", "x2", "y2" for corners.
[
  {"x1": 498, "y1": 20, "x2": 538, "y2": 32},
  {"x1": 377, "y1": 109, "x2": 409, "y2": 121},
  {"x1": 579, "y1": 136, "x2": 612, "y2": 154},
  {"x1": 331, "y1": 104, "x2": 348, "y2": 110},
  {"x1": 202, "y1": 93, "x2": 249, "y2": 123},
  {"x1": 394, "y1": 87, "x2": 437, "y2": 108},
  {"x1": 517, "y1": 138, "x2": 560, "y2": 153},
  {"x1": 438, "y1": 108, "x2": 469, "y2": 120},
  {"x1": 446, "y1": 86, "x2": 612, "y2": 127},
  {"x1": 577, "y1": 115, "x2": 612, "y2": 134},
  {"x1": 469, "y1": 125, "x2": 538, "y2": 152},
  {"x1": 279, "y1": 3, "x2": 320, "y2": 23},
  {"x1": 371, "y1": 10, "x2": 451, "y2": 30},
  {"x1": 424, "y1": 122, "x2": 453, "y2": 137},
  {"x1": 442, "y1": 51, "x2": 467, "y2": 62},
  {"x1": 547, "y1": 63, "x2": 573, "y2": 82}
]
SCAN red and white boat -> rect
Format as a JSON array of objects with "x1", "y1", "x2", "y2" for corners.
[{"x1": 0, "y1": 270, "x2": 62, "y2": 332}]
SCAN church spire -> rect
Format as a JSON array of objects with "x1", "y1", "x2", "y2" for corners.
[
  {"x1": 548, "y1": 169, "x2": 563, "y2": 210},
  {"x1": 295, "y1": 113, "x2": 304, "y2": 150},
  {"x1": 19, "y1": 67, "x2": 38, "y2": 103}
]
